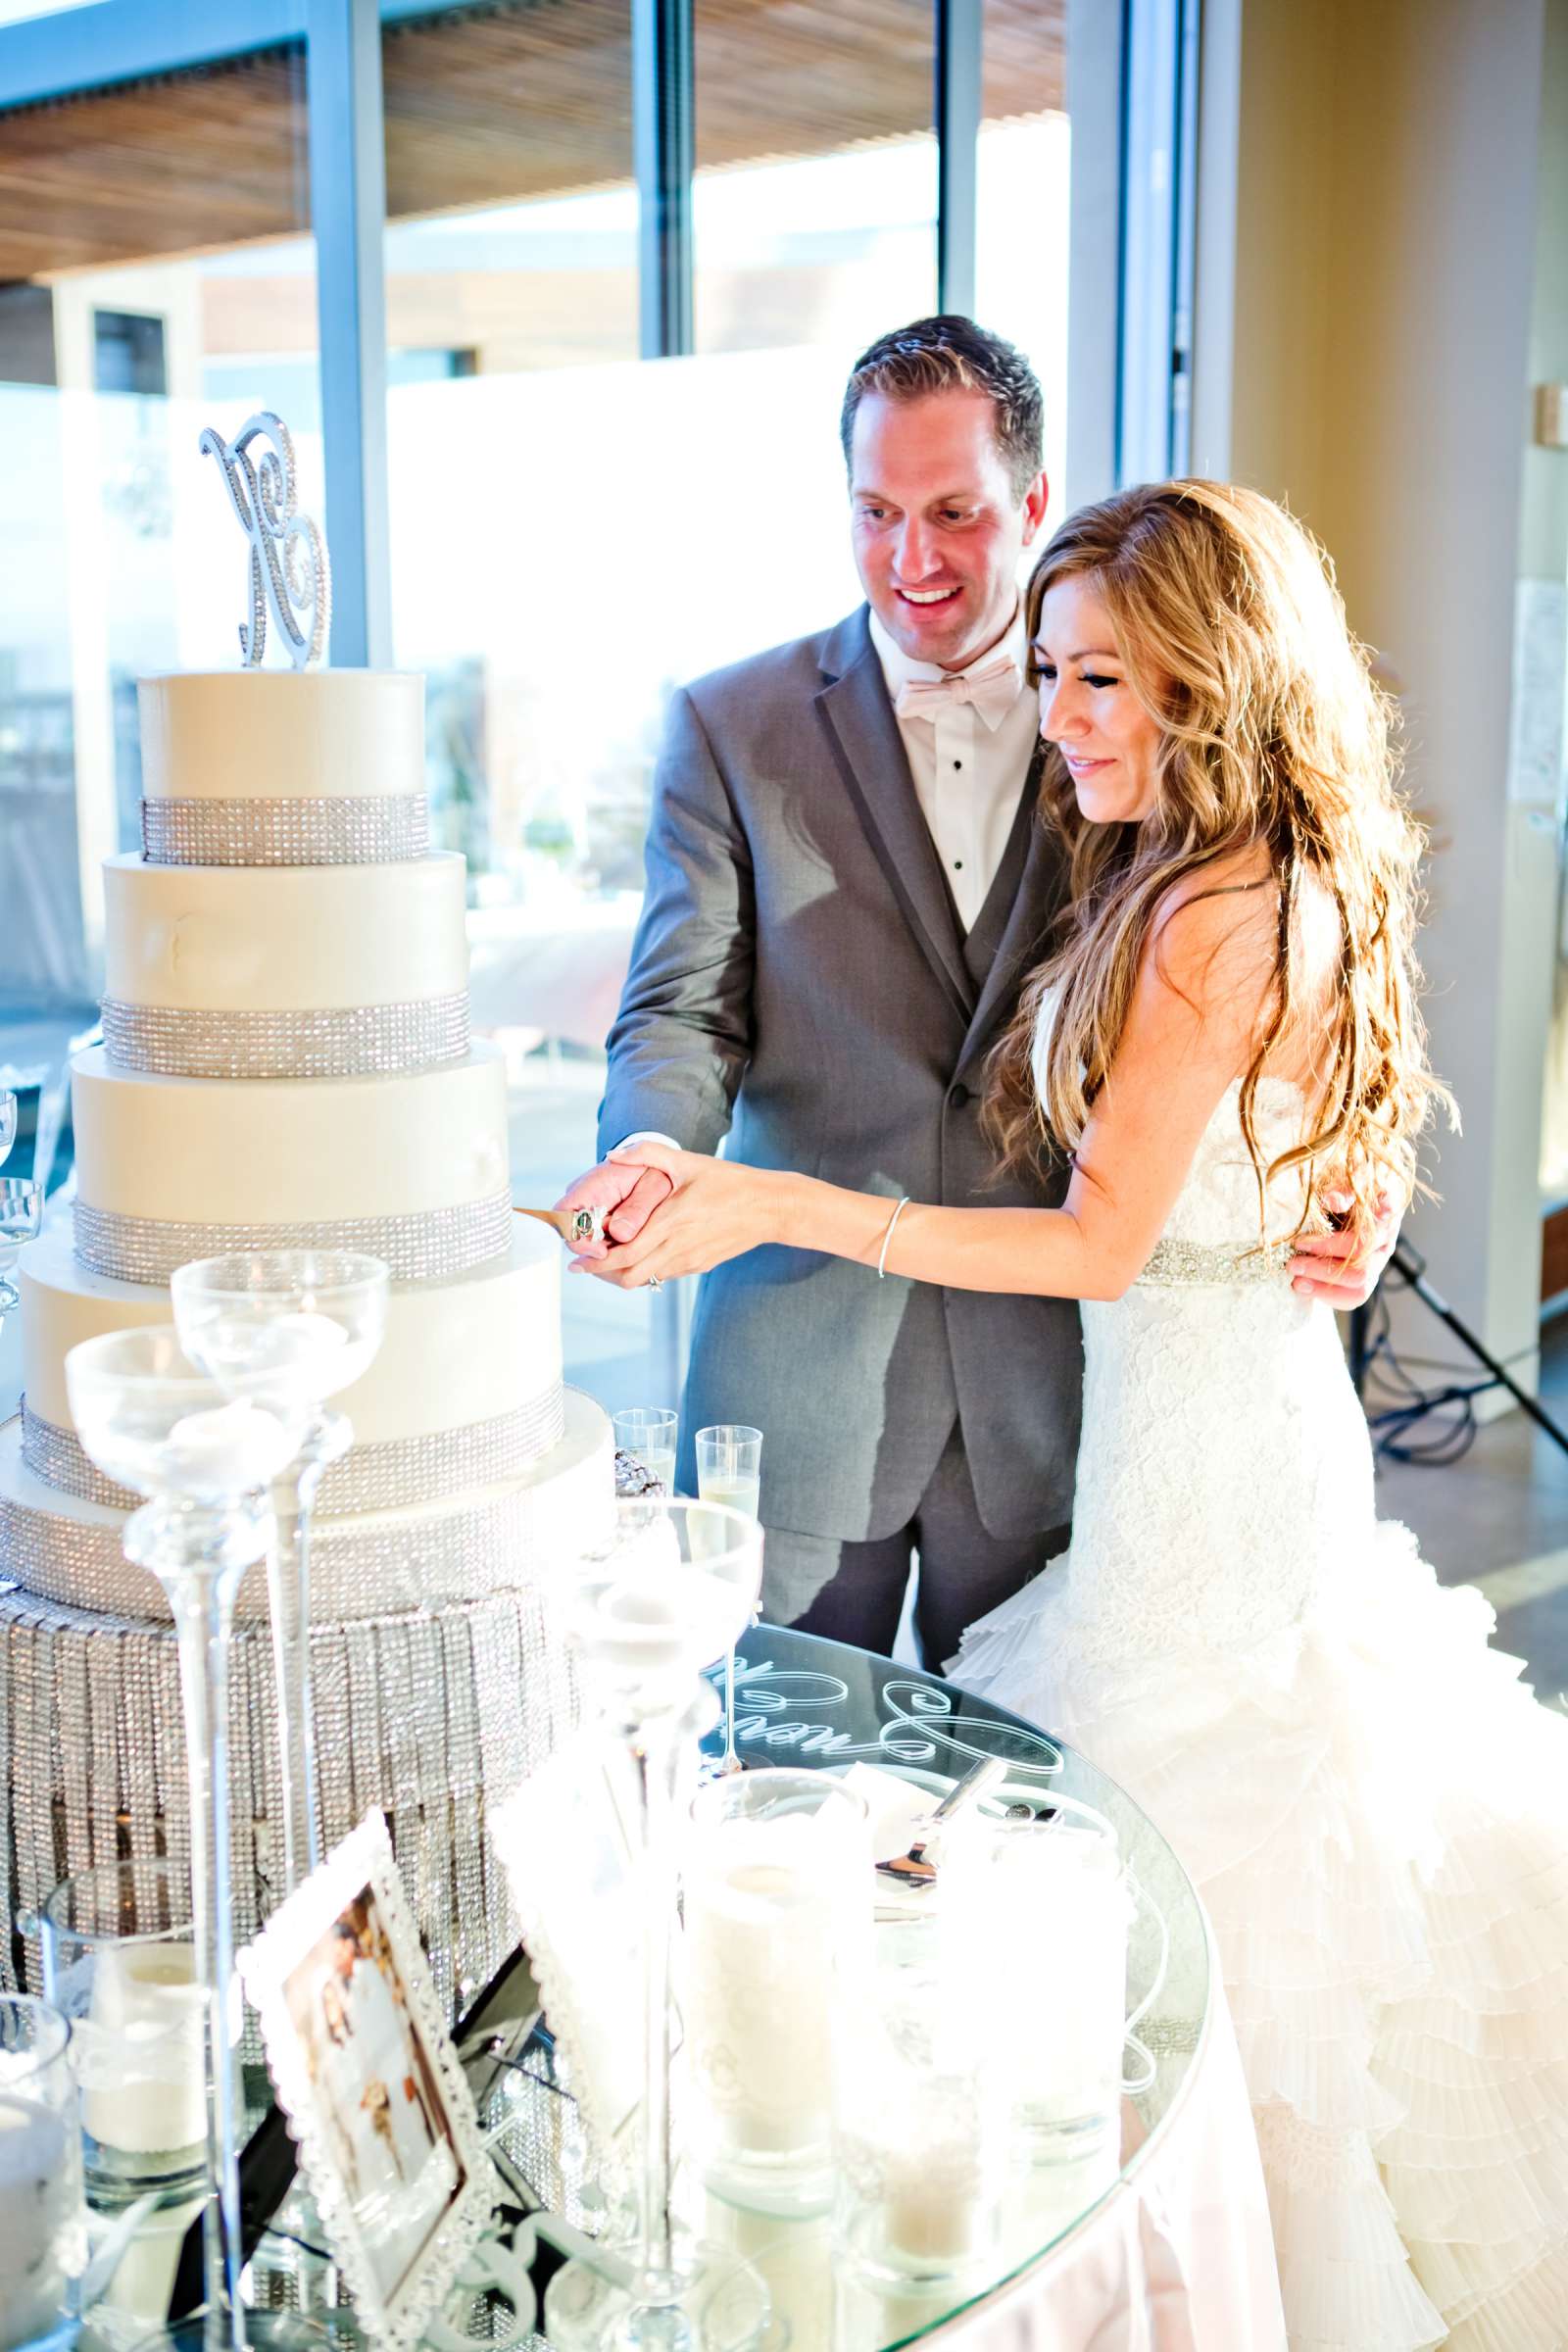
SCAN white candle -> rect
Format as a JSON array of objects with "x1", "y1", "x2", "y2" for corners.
[
  {"x1": 164, "y1": 1398, "x2": 294, "y2": 1493},
  {"x1": 0, "y1": 2093, "x2": 78, "y2": 2351},
  {"x1": 881, "y1": 2134, "x2": 992, "y2": 2267},
  {"x1": 950, "y1": 1824, "x2": 1133, "y2": 2134},
  {"x1": 686, "y1": 1817, "x2": 838, "y2": 2156},
  {"x1": 80, "y1": 1942, "x2": 205, "y2": 2157}
]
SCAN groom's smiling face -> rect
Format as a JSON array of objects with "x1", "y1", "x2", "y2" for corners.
[{"x1": 849, "y1": 390, "x2": 1048, "y2": 673}]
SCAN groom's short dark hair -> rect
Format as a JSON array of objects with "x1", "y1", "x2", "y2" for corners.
[{"x1": 840, "y1": 317, "x2": 1044, "y2": 502}]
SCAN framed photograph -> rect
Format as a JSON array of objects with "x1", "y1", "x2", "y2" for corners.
[
  {"x1": 238, "y1": 1811, "x2": 498, "y2": 2348},
  {"x1": 489, "y1": 1723, "x2": 653, "y2": 2184}
]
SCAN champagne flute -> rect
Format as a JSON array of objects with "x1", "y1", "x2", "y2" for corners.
[
  {"x1": 612, "y1": 1406, "x2": 679, "y2": 1494},
  {"x1": 695, "y1": 1426, "x2": 762, "y2": 1776}
]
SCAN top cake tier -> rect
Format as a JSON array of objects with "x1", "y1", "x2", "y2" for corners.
[{"x1": 138, "y1": 671, "x2": 428, "y2": 865}]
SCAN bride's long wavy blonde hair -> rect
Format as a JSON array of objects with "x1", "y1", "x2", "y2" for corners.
[{"x1": 985, "y1": 479, "x2": 1449, "y2": 1230}]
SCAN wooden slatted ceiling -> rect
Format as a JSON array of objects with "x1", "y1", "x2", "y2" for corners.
[{"x1": 0, "y1": 0, "x2": 1064, "y2": 281}]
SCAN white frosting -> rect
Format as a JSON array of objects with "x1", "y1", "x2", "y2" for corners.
[
  {"x1": 20, "y1": 1222, "x2": 561, "y2": 1446},
  {"x1": 71, "y1": 1043, "x2": 510, "y2": 1222},
  {"x1": 101, "y1": 853, "x2": 468, "y2": 1012},
  {"x1": 0, "y1": 1391, "x2": 614, "y2": 1625},
  {"x1": 138, "y1": 672, "x2": 425, "y2": 802}
]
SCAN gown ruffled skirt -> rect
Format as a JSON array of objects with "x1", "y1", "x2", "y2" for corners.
[{"x1": 952, "y1": 1075, "x2": 1568, "y2": 2351}]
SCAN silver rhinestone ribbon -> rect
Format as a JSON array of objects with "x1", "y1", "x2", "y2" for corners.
[
  {"x1": 1138, "y1": 1236, "x2": 1296, "y2": 1288},
  {"x1": 101, "y1": 993, "x2": 470, "y2": 1080},
  {"x1": 20, "y1": 1388, "x2": 566, "y2": 1516},
  {"x1": 0, "y1": 1579, "x2": 582, "y2": 2022},
  {"x1": 141, "y1": 794, "x2": 428, "y2": 867},
  {"x1": 1, "y1": 1429, "x2": 608, "y2": 1626},
  {"x1": 74, "y1": 1190, "x2": 514, "y2": 1288}
]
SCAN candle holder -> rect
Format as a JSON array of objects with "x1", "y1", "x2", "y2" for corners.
[
  {"x1": 172, "y1": 1250, "x2": 389, "y2": 1894},
  {"x1": 0, "y1": 1992, "x2": 86, "y2": 2352},
  {"x1": 684, "y1": 1770, "x2": 870, "y2": 2218},
  {"x1": 942, "y1": 1797, "x2": 1138, "y2": 2173},
  {"x1": 23, "y1": 1859, "x2": 204, "y2": 2213},
  {"x1": 542, "y1": 1498, "x2": 773, "y2": 2352},
  {"x1": 64, "y1": 1327, "x2": 305, "y2": 2352},
  {"x1": 832, "y1": 1921, "x2": 1011, "y2": 2288}
]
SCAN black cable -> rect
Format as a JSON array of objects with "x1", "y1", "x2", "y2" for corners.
[{"x1": 1355, "y1": 1243, "x2": 1568, "y2": 1467}]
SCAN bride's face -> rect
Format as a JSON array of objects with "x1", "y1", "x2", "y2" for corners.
[{"x1": 1033, "y1": 578, "x2": 1161, "y2": 823}]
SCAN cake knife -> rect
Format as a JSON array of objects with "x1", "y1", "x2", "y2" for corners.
[{"x1": 515, "y1": 1203, "x2": 608, "y2": 1248}]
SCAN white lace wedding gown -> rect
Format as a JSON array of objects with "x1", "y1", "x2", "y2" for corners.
[{"x1": 952, "y1": 1014, "x2": 1568, "y2": 2351}]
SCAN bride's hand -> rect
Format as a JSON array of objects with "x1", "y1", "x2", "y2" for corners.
[
  {"x1": 1288, "y1": 1186, "x2": 1400, "y2": 1306},
  {"x1": 587, "y1": 1143, "x2": 793, "y2": 1287}
]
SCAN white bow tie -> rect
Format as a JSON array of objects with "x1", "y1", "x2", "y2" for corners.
[{"x1": 894, "y1": 652, "x2": 1023, "y2": 732}]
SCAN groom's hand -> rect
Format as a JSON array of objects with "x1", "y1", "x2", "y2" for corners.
[
  {"x1": 552, "y1": 1158, "x2": 673, "y2": 1266},
  {"x1": 1287, "y1": 1188, "x2": 1399, "y2": 1307}
]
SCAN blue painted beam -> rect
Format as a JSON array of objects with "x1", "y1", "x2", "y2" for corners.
[{"x1": 0, "y1": 0, "x2": 302, "y2": 109}]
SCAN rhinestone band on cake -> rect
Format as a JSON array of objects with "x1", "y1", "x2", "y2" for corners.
[
  {"x1": 1138, "y1": 1237, "x2": 1297, "y2": 1287},
  {"x1": 101, "y1": 993, "x2": 471, "y2": 1080},
  {"x1": 20, "y1": 1390, "x2": 567, "y2": 1516},
  {"x1": 141, "y1": 793, "x2": 428, "y2": 867},
  {"x1": 74, "y1": 1191, "x2": 514, "y2": 1288}
]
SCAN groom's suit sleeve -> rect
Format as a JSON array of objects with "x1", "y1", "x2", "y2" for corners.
[{"x1": 597, "y1": 683, "x2": 756, "y2": 1160}]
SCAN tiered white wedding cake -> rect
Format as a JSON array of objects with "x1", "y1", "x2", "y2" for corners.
[{"x1": 0, "y1": 666, "x2": 613, "y2": 2012}]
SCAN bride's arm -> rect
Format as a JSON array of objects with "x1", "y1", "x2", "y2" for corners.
[{"x1": 599, "y1": 882, "x2": 1278, "y2": 1303}]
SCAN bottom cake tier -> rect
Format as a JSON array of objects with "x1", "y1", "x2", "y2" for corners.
[{"x1": 0, "y1": 1391, "x2": 615, "y2": 2018}]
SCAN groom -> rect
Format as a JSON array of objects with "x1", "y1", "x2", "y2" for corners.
[{"x1": 559, "y1": 316, "x2": 1381, "y2": 1665}]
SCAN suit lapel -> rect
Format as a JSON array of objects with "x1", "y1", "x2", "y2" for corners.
[
  {"x1": 813, "y1": 612, "x2": 974, "y2": 1028},
  {"x1": 962, "y1": 749, "x2": 1065, "y2": 1066}
]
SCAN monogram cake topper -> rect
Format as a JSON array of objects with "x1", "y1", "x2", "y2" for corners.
[{"x1": 198, "y1": 410, "x2": 332, "y2": 670}]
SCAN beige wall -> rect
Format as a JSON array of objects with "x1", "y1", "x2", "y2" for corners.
[{"x1": 1197, "y1": 0, "x2": 1559, "y2": 1377}]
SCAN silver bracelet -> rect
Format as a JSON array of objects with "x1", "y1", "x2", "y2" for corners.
[{"x1": 876, "y1": 1196, "x2": 912, "y2": 1280}]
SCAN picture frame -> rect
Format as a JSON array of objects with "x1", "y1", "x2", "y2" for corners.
[
  {"x1": 237, "y1": 1811, "x2": 499, "y2": 2349},
  {"x1": 489, "y1": 1722, "x2": 655, "y2": 2185}
]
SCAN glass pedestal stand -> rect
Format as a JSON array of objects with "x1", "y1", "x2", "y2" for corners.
[
  {"x1": 121, "y1": 1497, "x2": 340, "y2": 2352},
  {"x1": 544, "y1": 1502, "x2": 772, "y2": 2352},
  {"x1": 542, "y1": 1682, "x2": 769, "y2": 2352},
  {"x1": 266, "y1": 1407, "x2": 350, "y2": 1890}
]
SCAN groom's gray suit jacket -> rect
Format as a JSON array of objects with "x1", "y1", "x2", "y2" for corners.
[{"x1": 598, "y1": 607, "x2": 1084, "y2": 1545}]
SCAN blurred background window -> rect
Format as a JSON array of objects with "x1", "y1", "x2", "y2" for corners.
[{"x1": 0, "y1": 0, "x2": 1105, "y2": 1414}]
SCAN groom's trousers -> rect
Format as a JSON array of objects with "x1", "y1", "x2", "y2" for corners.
[{"x1": 763, "y1": 1418, "x2": 1070, "y2": 1672}]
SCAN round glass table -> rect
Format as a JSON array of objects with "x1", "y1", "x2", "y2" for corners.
[
  {"x1": 482, "y1": 1623, "x2": 1211, "y2": 2352},
  {"x1": 79, "y1": 1626, "x2": 1214, "y2": 2351}
]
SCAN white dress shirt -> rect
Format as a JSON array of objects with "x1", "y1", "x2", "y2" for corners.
[
  {"x1": 616, "y1": 604, "x2": 1039, "y2": 1159},
  {"x1": 867, "y1": 601, "x2": 1039, "y2": 932}
]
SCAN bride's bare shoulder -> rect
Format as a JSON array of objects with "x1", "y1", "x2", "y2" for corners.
[{"x1": 1145, "y1": 844, "x2": 1279, "y2": 1011}]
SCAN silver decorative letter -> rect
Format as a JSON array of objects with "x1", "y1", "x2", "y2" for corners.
[{"x1": 198, "y1": 411, "x2": 333, "y2": 671}]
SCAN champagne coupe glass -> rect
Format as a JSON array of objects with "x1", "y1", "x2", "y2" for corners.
[
  {"x1": 694, "y1": 1428, "x2": 762, "y2": 1779},
  {"x1": 0, "y1": 1176, "x2": 45, "y2": 1333},
  {"x1": 171, "y1": 1251, "x2": 389, "y2": 1893},
  {"x1": 65, "y1": 1327, "x2": 304, "y2": 2352},
  {"x1": 543, "y1": 1496, "x2": 772, "y2": 2352}
]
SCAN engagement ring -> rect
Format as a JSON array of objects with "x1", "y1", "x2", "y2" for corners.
[{"x1": 646, "y1": 1275, "x2": 664, "y2": 1291}]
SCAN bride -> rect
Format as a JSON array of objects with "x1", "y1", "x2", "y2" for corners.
[{"x1": 602, "y1": 478, "x2": 1568, "y2": 2349}]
